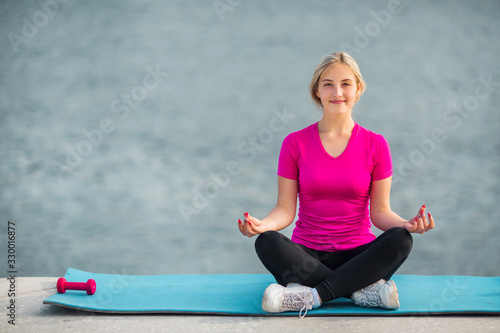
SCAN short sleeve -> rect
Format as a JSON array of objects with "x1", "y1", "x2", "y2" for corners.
[
  {"x1": 277, "y1": 134, "x2": 299, "y2": 180},
  {"x1": 371, "y1": 134, "x2": 393, "y2": 181}
]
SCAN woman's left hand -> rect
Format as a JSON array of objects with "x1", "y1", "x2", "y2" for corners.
[{"x1": 403, "y1": 205, "x2": 435, "y2": 234}]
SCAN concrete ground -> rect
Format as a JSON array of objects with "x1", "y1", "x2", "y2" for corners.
[{"x1": 1, "y1": 277, "x2": 499, "y2": 333}]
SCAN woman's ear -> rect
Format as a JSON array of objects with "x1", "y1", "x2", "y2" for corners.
[{"x1": 356, "y1": 84, "x2": 362, "y2": 98}]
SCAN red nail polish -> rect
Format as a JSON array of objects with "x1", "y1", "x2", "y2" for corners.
[
  {"x1": 422, "y1": 204, "x2": 426, "y2": 209},
  {"x1": 414, "y1": 217, "x2": 417, "y2": 222},
  {"x1": 428, "y1": 213, "x2": 431, "y2": 218},
  {"x1": 244, "y1": 212, "x2": 249, "y2": 217},
  {"x1": 238, "y1": 219, "x2": 242, "y2": 224},
  {"x1": 247, "y1": 221, "x2": 252, "y2": 225}
]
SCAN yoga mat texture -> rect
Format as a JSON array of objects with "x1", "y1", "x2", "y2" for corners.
[{"x1": 43, "y1": 268, "x2": 500, "y2": 316}]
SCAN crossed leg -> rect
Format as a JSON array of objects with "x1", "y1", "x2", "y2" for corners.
[{"x1": 255, "y1": 227, "x2": 413, "y2": 303}]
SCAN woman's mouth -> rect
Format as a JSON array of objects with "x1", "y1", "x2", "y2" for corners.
[{"x1": 330, "y1": 100, "x2": 345, "y2": 104}]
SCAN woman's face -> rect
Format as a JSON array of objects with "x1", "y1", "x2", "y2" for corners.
[{"x1": 316, "y1": 63, "x2": 359, "y2": 115}]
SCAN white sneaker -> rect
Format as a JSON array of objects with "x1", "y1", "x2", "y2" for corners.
[
  {"x1": 351, "y1": 280, "x2": 400, "y2": 309},
  {"x1": 262, "y1": 283, "x2": 314, "y2": 317}
]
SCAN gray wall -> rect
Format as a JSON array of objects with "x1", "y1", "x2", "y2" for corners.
[{"x1": 1, "y1": 0, "x2": 499, "y2": 277}]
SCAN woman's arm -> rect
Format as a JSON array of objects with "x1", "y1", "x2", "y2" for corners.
[
  {"x1": 238, "y1": 176, "x2": 298, "y2": 238},
  {"x1": 370, "y1": 176, "x2": 435, "y2": 233}
]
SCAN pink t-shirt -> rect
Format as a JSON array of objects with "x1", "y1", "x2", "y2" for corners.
[{"x1": 278, "y1": 122, "x2": 393, "y2": 252}]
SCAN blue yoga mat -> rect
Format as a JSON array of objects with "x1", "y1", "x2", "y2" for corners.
[{"x1": 43, "y1": 268, "x2": 500, "y2": 315}]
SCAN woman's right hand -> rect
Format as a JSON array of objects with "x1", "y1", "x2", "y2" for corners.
[{"x1": 238, "y1": 212, "x2": 266, "y2": 238}]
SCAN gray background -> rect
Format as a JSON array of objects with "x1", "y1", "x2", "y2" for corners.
[{"x1": 0, "y1": 0, "x2": 499, "y2": 278}]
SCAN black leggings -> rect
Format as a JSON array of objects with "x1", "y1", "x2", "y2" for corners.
[{"x1": 255, "y1": 227, "x2": 413, "y2": 303}]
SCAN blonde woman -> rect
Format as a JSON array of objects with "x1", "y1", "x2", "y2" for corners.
[{"x1": 237, "y1": 52, "x2": 434, "y2": 317}]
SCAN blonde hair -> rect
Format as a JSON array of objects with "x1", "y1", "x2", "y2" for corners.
[{"x1": 309, "y1": 52, "x2": 367, "y2": 109}]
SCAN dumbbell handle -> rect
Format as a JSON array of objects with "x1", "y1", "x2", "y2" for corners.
[{"x1": 66, "y1": 281, "x2": 88, "y2": 289}]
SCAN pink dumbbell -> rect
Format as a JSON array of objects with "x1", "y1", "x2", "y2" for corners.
[{"x1": 57, "y1": 278, "x2": 96, "y2": 295}]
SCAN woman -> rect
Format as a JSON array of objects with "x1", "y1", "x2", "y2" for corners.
[{"x1": 237, "y1": 52, "x2": 435, "y2": 317}]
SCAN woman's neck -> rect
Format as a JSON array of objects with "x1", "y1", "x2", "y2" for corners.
[{"x1": 317, "y1": 112, "x2": 355, "y2": 135}]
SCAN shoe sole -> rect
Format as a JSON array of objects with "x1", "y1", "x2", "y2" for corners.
[{"x1": 384, "y1": 280, "x2": 400, "y2": 309}]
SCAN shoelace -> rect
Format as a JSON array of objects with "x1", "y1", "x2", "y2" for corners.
[
  {"x1": 357, "y1": 289, "x2": 382, "y2": 307},
  {"x1": 281, "y1": 293, "x2": 309, "y2": 318}
]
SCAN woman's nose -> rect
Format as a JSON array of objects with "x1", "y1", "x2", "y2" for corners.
[{"x1": 332, "y1": 86, "x2": 341, "y2": 97}]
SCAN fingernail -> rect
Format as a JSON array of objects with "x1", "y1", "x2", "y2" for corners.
[
  {"x1": 244, "y1": 212, "x2": 249, "y2": 217},
  {"x1": 247, "y1": 220, "x2": 252, "y2": 225},
  {"x1": 422, "y1": 204, "x2": 426, "y2": 209},
  {"x1": 414, "y1": 217, "x2": 417, "y2": 222},
  {"x1": 238, "y1": 219, "x2": 242, "y2": 224},
  {"x1": 428, "y1": 213, "x2": 431, "y2": 218}
]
